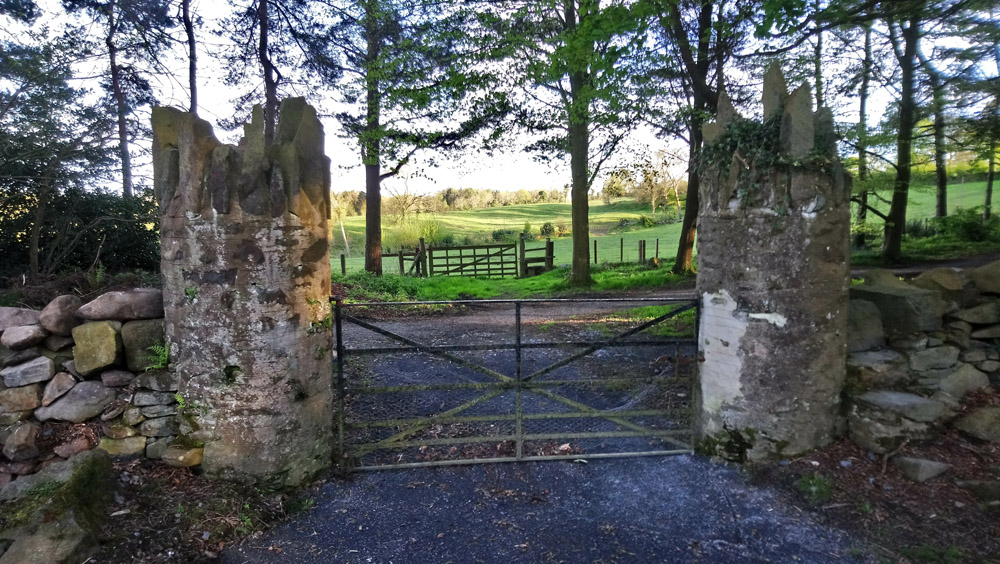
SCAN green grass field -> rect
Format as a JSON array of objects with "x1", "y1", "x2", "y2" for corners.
[
  {"x1": 331, "y1": 181, "x2": 995, "y2": 275},
  {"x1": 332, "y1": 199, "x2": 686, "y2": 274}
]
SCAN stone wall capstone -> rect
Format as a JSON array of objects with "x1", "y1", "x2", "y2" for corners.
[
  {"x1": 696, "y1": 64, "x2": 852, "y2": 461},
  {"x1": 152, "y1": 98, "x2": 333, "y2": 486}
]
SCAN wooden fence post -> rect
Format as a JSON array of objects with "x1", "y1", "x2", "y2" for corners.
[
  {"x1": 655, "y1": 238, "x2": 659, "y2": 259},
  {"x1": 519, "y1": 232, "x2": 527, "y2": 278},
  {"x1": 398, "y1": 252, "x2": 405, "y2": 275},
  {"x1": 593, "y1": 239, "x2": 597, "y2": 264},
  {"x1": 620, "y1": 238, "x2": 624, "y2": 263},
  {"x1": 545, "y1": 238, "x2": 554, "y2": 270},
  {"x1": 340, "y1": 254, "x2": 346, "y2": 276},
  {"x1": 419, "y1": 238, "x2": 428, "y2": 277}
]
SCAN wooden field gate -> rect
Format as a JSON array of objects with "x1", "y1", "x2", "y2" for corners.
[{"x1": 384, "y1": 236, "x2": 554, "y2": 279}]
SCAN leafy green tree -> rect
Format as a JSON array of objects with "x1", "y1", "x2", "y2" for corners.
[
  {"x1": 62, "y1": 0, "x2": 175, "y2": 198},
  {"x1": 309, "y1": 0, "x2": 510, "y2": 275},
  {"x1": 485, "y1": 0, "x2": 650, "y2": 284},
  {"x1": 648, "y1": 0, "x2": 757, "y2": 274},
  {"x1": 0, "y1": 27, "x2": 126, "y2": 279}
]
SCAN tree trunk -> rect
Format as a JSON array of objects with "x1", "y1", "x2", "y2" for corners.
[
  {"x1": 28, "y1": 182, "x2": 50, "y2": 282},
  {"x1": 987, "y1": 139, "x2": 995, "y2": 221},
  {"x1": 363, "y1": 0, "x2": 383, "y2": 275},
  {"x1": 106, "y1": 0, "x2": 133, "y2": 198},
  {"x1": 672, "y1": 125, "x2": 701, "y2": 274},
  {"x1": 883, "y1": 12, "x2": 921, "y2": 264},
  {"x1": 567, "y1": 0, "x2": 591, "y2": 286},
  {"x1": 669, "y1": 0, "x2": 714, "y2": 274},
  {"x1": 258, "y1": 0, "x2": 277, "y2": 146},
  {"x1": 183, "y1": 0, "x2": 197, "y2": 113},
  {"x1": 930, "y1": 81, "x2": 948, "y2": 218},
  {"x1": 813, "y1": 0, "x2": 823, "y2": 109},
  {"x1": 854, "y1": 24, "x2": 872, "y2": 248},
  {"x1": 917, "y1": 46, "x2": 948, "y2": 218}
]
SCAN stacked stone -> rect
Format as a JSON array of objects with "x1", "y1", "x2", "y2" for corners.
[
  {"x1": 696, "y1": 64, "x2": 851, "y2": 461},
  {"x1": 152, "y1": 98, "x2": 333, "y2": 486},
  {"x1": 0, "y1": 289, "x2": 202, "y2": 495},
  {"x1": 844, "y1": 260, "x2": 1000, "y2": 495}
]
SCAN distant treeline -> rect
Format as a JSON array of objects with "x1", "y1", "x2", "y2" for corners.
[{"x1": 332, "y1": 187, "x2": 569, "y2": 218}]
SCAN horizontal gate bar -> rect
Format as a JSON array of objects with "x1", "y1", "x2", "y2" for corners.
[
  {"x1": 345, "y1": 339, "x2": 697, "y2": 355},
  {"x1": 350, "y1": 449, "x2": 694, "y2": 472},
  {"x1": 346, "y1": 376, "x2": 690, "y2": 394},
  {"x1": 346, "y1": 408, "x2": 691, "y2": 429},
  {"x1": 347, "y1": 429, "x2": 692, "y2": 451},
  {"x1": 341, "y1": 297, "x2": 697, "y2": 307}
]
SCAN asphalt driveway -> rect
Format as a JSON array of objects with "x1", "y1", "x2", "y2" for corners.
[{"x1": 224, "y1": 455, "x2": 873, "y2": 564}]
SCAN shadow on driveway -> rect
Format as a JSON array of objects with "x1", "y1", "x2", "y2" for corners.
[{"x1": 224, "y1": 455, "x2": 873, "y2": 564}]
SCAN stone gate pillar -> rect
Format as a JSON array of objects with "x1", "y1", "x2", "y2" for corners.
[
  {"x1": 152, "y1": 99, "x2": 333, "y2": 485},
  {"x1": 696, "y1": 66, "x2": 851, "y2": 461}
]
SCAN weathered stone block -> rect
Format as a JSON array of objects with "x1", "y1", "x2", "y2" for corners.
[
  {"x1": 162, "y1": 445, "x2": 204, "y2": 468},
  {"x1": 138, "y1": 416, "x2": 179, "y2": 437},
  {"x1": 912, "y1": 268, "x2": 974, "y2": 307},
  {"x1": 0, "y1": 307, "x2": 39, "y2": 332},
  {"x1": 907, "y1": 346, "x2": 960, "y2": 372},
  {"x1": 38, "y1": 295, "x2": 83, "y2": 336},
  {"x1": 855, "y1": 390, "x2": 947, "y2": 422},
  {"x1": 132, "y1": 369, "x2": 178, "y2": 392},
  {"x1": 892, "y1": 457, "x2": 950, "y2": 482},
  {"x1": 953, "y1": 407, "x2": 1000, "y2": 442},
  {"x1": 120, "y1": 319, "x2": 165, "y2": 372},
  {"x1": 42, "y1": 335, "x2": 74, "y2": 352},
  {"x1": 132, "y1": 390, "x2": 176, "y2": 406},
  {"x1": 951, "y1": 302, "x2": 1000, "y2": 325},
  {"x1": 0, "y1": 449, "x2": 109, "y2": 502},
  {"x1": 34, "y1": 381, "x2": 115, "y2": 423},
  {"x1": 145, "y1": 436, "x2": 172, "y2": 459},
  {"x1": 971, "y1": 324, "x2": 1000, "y2": 339},
  {"x1": 1, "y1": 346, "x2": 39, "y2": 368},
  {"x1": 71, "y1": 321, "x2": 123, "y2": 376},
  {"x1": 77, "y1": 289, "x2": 163, "y2": 321},
  {"x1": 937, "y1": 364, "x2": 989, "y2": 400},
  {"x1": 0, "y1": 325, "x2": 48, "y2": 350},
  {"x1": 969, "y1": 260, "x2": 1000, "y2": 294},
  {"x1": 96, "y1": 436, "x2": 147, "y2": 459},
  {"x1": 1, "y1": 356, "x2": 54, "y2": 387},
  {"x1": 100, "y1": 369, "x2": 135, "y2": 388},
  {"x1": 846, "y1": 350, "x2": 909, "y2": 391},
  {"x1": 847, "y1": 300, "x2": 885, "y2": 353},
  {"x1": 2, "y1": 421, "x2": 39, "y2": 461},
  {"x1": 850, "y1": 283, "x2": 946, "y2": 336},
  {"x1": 0, "y1": 384, "x2": 42, "y2": 413}
]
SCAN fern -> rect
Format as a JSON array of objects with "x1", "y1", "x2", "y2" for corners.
[{"x1": 146, "y1": 343, "x2": 170, "y2": 372}]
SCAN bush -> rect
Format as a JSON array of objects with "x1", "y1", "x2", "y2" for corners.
[
  {"x1": 540, "y1": 222, "x2": 555, "y2": 236},
  {"x1": 905, "y1": 218, "x2": 936, "y2": 239},
  {"x1": 492, "y1": 228, "x2": 518, "y2": 243},
  {"x1": 0, "y1": 186, "x2": 160, "y2": 280},
  {"x1": 638, "y1": 215, "x2": 655, "y2": 228},
  {"x1": 932, "y1": 207, "x2": 999, "y2": 242}
]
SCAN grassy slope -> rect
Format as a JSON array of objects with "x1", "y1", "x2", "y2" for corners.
[{"x1": 332, "y1": 182, "x2": 996, "y2": 274}]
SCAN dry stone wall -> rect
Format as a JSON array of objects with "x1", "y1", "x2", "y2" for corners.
[
  {"x1": 152, "y1": 98, "x2": 333, "y2": 486},
  {"x1": 845, "y1": 262, "x2": 1000, "y2": 476},
  {"x1": 0, "y1": 289, "x2": 202, "y2": 499}
]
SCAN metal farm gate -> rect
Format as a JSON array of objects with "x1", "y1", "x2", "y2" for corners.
[{"x1": 332, "y1": 297, "x2": 698, "y2": 471}]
